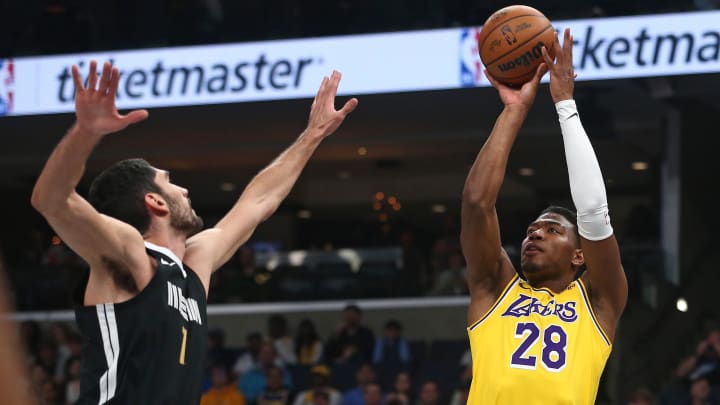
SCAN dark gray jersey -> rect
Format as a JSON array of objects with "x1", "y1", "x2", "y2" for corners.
[{"x1": 74, "y1": 242, "x2": 208, "y2": 405}]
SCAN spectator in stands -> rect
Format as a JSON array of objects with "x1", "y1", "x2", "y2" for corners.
[
  {"x1": 31, "y1": 364, "x2": 50, "y2": 390},
  {"x1": 269, "y1": 314, "x2": 297, "y2": 365},
  {"x1": 202, "y1": 363, "x2": 247, "y2": 405},
  {"x1": 36, "y1": 339, "x2": 59, "y2": 383},
  {"x1": 430, "y1": 233, "x2": 451, "y2": 273},
  {"x1": 342, "y1": 363, "x2": 376, "y2": 405},
  {"x1": 362, "y1": 383, "x2": 383, "y2": 405},
  {"x1": 448, "y1": 376, "x2": 471, "y2": 405},
  {"x1": 295, "y1": 318, "x2": 324, "y2": 365},
  {"x1": 29, "y1": 354, "x2": 57, "y2": 403},
  {"x1": 393, "y1": 372, "x2": 413, "y2": 402},
  {"x1": 326, "y1": 304, "x2": 375, "y2": 364},
  {"x1": 20, "y1": 320, "x2": 42, "y2": 363},
  {"x1": 372, "y1": 319, "x2": 411, "y2": 367},
  {"x1": 292, "y1": 364, "x2": 342, "y2": 405},
  {"x1": 416, "y1": 381, "x2": 440, "y2": 405},
  {"x1": 312, "y1": 391, "x2": 331, "y2": 405},
  {"x1": 676, "y1": 331, "x2": 720, "y2": 385},
  {"x1": 64, "y1": 356, "x2": 82, "y2": 405},
  {"x1": 458, "y1": 348, "x2": 471, "y2": 369},
  {"x1": 687, "y1": 376, "x2": 718, "y2": 405},
  {"x1": 626, "y1": 387, "x2": 655, "y2": 405},
  {"x1": 257, "y1": 365, "x2": 290, "y2": 405},
  {"x1": 384, "y1": 394, "x2": 409, "y2": 405},
  {"x1": 64, "y1": 331, "x2": 83, "y2": 364},
  {"x1": 239, "y1": 342, "x2": 293, "y2": 404},
  {"x1": 225, "y1": 245, "x2": 264, "y2": 303},
  {"x1": 428, "y1": 252, "x2": 467, "y2": 296},
  {"x1": 206, "y1": 328, "x2": 234, "y2": 373},
  {"x1": 234, "y1": 332, "x2": 265, "y2": 378},
  {"x1": 384, "y1": 371, "x2": 413, "y2": 405},
  {"x1": 50, "y1": 323, "x2": 72, "y2": 383},
  {"x1": 397, "y1": 230, "x2": 428, "y2": 295},
  {"x1": 40, "y1": 378, "x2": 60, "y2": 405}
]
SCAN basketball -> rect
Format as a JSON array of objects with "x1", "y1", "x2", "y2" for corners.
[{"x1": 477, "y1": 5, "x2": 556, "y2": 86}]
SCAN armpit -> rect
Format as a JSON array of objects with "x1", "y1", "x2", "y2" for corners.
[{"x1": 101, "y1": 255, "x2": 138, "y2": 294}]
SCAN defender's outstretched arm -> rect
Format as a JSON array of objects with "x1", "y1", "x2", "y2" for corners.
[
  {"x1": 31, "y1": 61, "x2": 150, "y2": 281},
  {"x1": 185, "y1": 71, "x2": 358, "y2": 288}
]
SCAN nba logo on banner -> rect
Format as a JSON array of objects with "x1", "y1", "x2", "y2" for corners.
[
  {"x1": 0, "y1": 59, "x2": 14, "y2": 116},
  {"x1": 460, "y1": 28, "x2": 483, "y2": 87}
]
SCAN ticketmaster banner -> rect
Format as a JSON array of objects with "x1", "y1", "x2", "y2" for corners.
[
  {"x1": 459, "y1": 10, "x2": 720, "y2": 86},
  {"x1": 1, "y1": 10, "x2": 718, "y2": 117}
]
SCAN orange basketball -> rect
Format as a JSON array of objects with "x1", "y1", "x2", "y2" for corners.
[{"x1": 477, "y1": 5, "x2": 556, "y2": 86}]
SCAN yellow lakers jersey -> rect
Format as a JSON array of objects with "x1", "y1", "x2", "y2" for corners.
[{"x1": 467, "y1": 274, "x2": 611, "y2": 405}]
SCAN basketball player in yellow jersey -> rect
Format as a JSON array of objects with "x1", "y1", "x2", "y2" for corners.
[{"x1": 461, "y1": 28, "x2": 628, "y2": 405}]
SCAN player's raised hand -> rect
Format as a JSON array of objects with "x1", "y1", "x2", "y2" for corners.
[
  {"x1": 306, "y1": 70, "x2": 358, "y2": 139},
  {"x1": 542, "y1": 28, "x2": 575, "y2": 103},
  {"x1": 484, "y1": 63, "x2": 548, "y2": 110},
  {"x1": 72, "y1": 60, "x2": 149, "y2": 137}
]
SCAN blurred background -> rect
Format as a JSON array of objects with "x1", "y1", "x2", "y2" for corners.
[{"x1": 1, "y1": 0, "x2": 720, "y2": 404}]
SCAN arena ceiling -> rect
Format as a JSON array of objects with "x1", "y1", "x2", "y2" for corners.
[{"x1": 1, "y1": 72, "x2": 718, "y2": 228}]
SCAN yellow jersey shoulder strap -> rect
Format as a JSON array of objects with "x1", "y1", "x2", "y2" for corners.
[
  {"x1": 576, "y1": 278, "x2": 612, "y2": 346},
  {"x1": 468, "y1": 274, "x2": 520, "y2": 331}
]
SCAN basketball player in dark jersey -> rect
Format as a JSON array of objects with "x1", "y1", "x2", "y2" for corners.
[{"x1": 31, "y1": 60, "x2": 358, "y2": 404}]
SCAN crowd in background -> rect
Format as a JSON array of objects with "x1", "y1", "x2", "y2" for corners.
[
  {"x1": 622, "y1": 326, "x2": 720, "y2": 405},
  {"x1": 17, "y1": 304, "x2": 473, "y2": 405},
  {"x1": 3, "y1": 202, "x2": 661, "y2": 311},
  {"x1": 3, "y1": 215, "x2": 472, "y2": 311},
  {"x1": 17, "y1": 300, "x2": 720, "y2": 405}
]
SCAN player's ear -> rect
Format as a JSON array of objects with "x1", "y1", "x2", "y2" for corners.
[
  {"x1": 145, "y1": 192, "x2": 170, "y2": 216},
  {"x1": 571, "y1": 249, "x2": 584, "y2": 267}
]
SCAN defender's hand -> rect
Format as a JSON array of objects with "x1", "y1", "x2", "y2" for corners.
[
  {"x1": 72, "y1": 60, "x2": 149, "y2": 137},
  {"x1": 306, "y1": 70, "x2": 358, "y2": 139}
]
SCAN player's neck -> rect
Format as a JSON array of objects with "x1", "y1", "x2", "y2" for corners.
[
  {"x1": 143, "y1": 226, "x2": 187, "y2": 260},
  {"x1": 527, "y1": 274, "x2": 575, "y2": 294}
]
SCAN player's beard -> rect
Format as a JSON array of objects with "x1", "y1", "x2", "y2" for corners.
[{"x1": 166, "y1": 194, "x2": 204, "y2": 237}]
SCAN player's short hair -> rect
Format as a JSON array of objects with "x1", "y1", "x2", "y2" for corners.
[
  {"x1": 88, "y1": 158, "x2": 162, "y2": 234},
  {"x1": 540, "y1": 205, "x2": 579, "y2": 237}
]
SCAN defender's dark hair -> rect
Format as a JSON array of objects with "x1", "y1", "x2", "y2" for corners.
[
  {"x1": 88, "y1": 158, "x2": 162, "y2": 234},
  {"x1": 540, "y1": 205, "x2": 579, "y2": 237}
]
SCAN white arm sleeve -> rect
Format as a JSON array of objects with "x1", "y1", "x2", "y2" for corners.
[{"x1": 556, "y1": 99, "x2": 614, "y2": 241}]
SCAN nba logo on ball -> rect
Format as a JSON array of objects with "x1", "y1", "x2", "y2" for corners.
[
  {"x1": 0, "y1": 59, "x2": 14, "y2": 117},
  {"x1": 460, "y1": 28, "x2": 483, "y2": 87}
]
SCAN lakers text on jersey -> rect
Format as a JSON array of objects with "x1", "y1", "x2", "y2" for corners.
[{"x1": 467, "y1": 275, "x2": 611, "y2": 405}]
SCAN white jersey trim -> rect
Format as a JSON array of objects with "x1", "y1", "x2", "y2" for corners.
[
  {"x1": 96, "y1": 303, "x2": 120, "y2": 404},
  {"x1": 144, "y1": 241, "x2": 187, "y2": 278}
]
